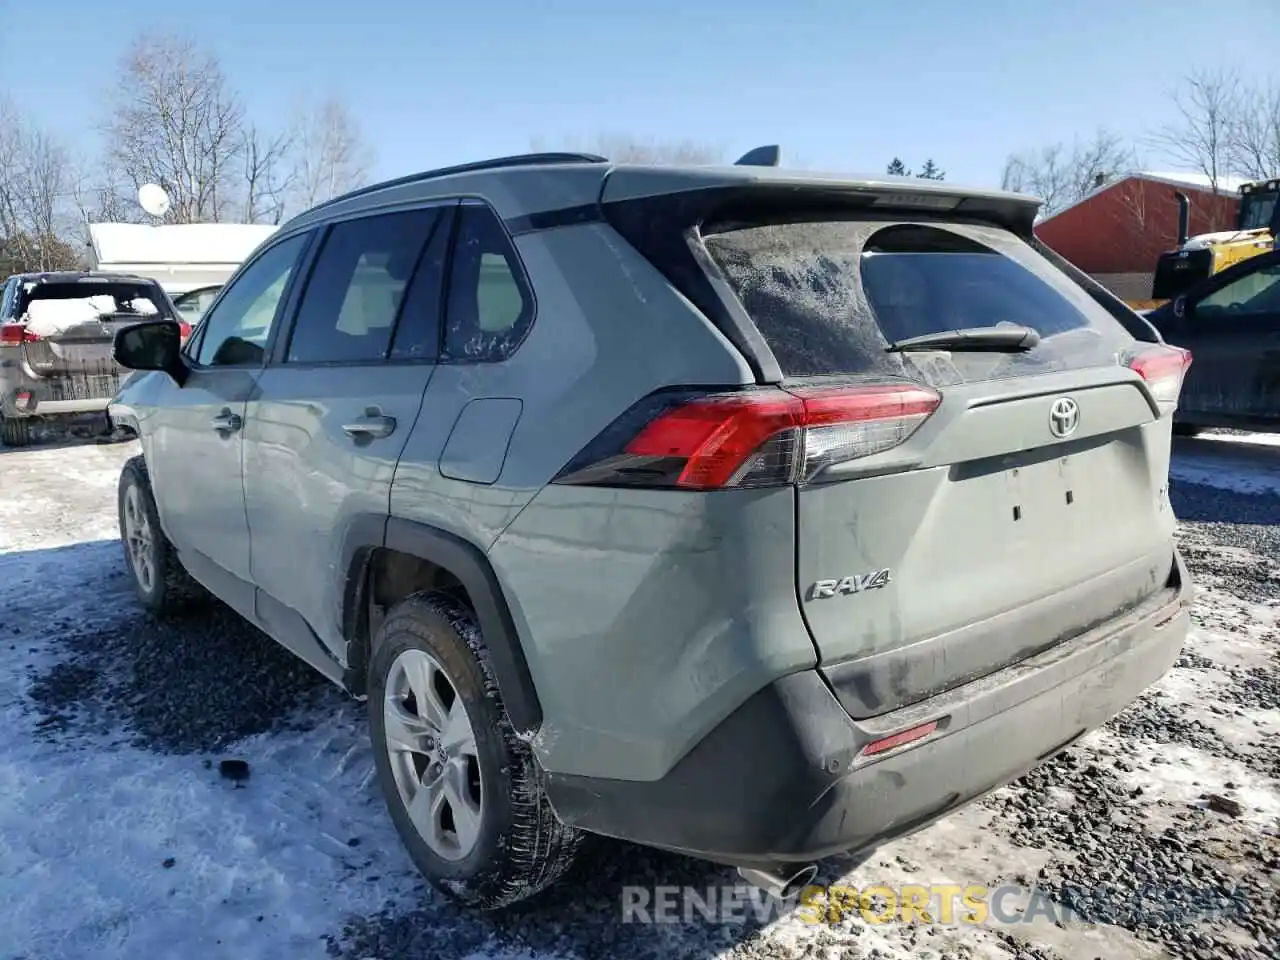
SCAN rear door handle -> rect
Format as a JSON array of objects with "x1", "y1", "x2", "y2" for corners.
[
  {"x1": 342, "y1": 414, "x2": 396, "y2": 440},
  {"x1": 210, "y1": 410, "x2": 242, "y2": 433}
]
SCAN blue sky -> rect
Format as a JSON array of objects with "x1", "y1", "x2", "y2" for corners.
[{"x1": 1, "y1": 0, "x2": 1276, "y2": 189}]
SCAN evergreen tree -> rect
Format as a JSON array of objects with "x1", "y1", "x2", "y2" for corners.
[
  {"x1": 918, "y1": 158, "x2": 946, "y2": 180},
  {"x1": 886, "y1": 157, "x2": 909, "y2": 176}
]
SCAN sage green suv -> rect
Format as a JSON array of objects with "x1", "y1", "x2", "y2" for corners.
[{"x1": 108, "y1": 149, "x2": 1193, "y2": 909}]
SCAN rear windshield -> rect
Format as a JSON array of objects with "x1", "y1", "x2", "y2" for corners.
[
  {"x1": 702, "y1": 217, "x2": 1134, "y2": 386},
  {"x1": 15, "y1": 281, "x2": 168, "y2": 327}
]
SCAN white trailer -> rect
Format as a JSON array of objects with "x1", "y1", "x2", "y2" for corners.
[{"x1": 86, "y1": 223, "x2": 278, "y2": 295}]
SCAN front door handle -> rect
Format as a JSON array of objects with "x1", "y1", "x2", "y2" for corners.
[
  {"x1": 342, "y1": 414, "x2": 396, "y2": 440},
  {"x1": 210, "y1": 409, "x2": 242, "y2": 433}
]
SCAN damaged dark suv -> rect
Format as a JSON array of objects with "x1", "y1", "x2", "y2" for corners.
[{"x1": 0, "y1": 272, "x2": 185, "y2": 446}]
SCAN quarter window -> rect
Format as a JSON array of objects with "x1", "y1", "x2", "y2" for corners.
[
  {"x1": 194, "y1": 233, "x2": 309, "y2": 367},
  {"x1": 442, "y1": 205, "x2": 533, "y2": 362},
  {"x1": 287, "y1": 209, "x2": 441, "y2": 364}
]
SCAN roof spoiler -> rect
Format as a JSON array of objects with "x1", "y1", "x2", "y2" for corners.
[{"x1": 735, "y1": 145, "x2": 781, "y2": 167}]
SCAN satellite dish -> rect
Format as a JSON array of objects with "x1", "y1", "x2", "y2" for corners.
[{"x1": 138, "y1": 183, "x2": 171, "y2": 218}]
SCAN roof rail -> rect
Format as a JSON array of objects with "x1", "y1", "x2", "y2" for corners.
[{"x1": 304, "y1": 152, "x2": 610, "y2": 217}]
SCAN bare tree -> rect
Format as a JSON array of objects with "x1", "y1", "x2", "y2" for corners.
[
  {"x1": 1231, "y1": 79, "x2": 1280, "y2": 181},
  {"x1": 104, "y1": 33, "x2": 245, "y2": 223},
  {"x1": 531, "y1": 133, "x2": 724, "y2": 165},
  {"x1": 71, "y1": 157, "x2": 141, "y2": 230},
  {"x1": 0, "y1": 96, "x2": 81, "y2": 272},
  {"x1": 240, "y1": 123, "x2": 295, "y2": 224},
  {"x1": 288, "y1": 97, "x2": 374, "y2": 210},
  {"x1": 1150, "y1": 69, "x2": 1241, "y2": 192},
  {"x1": 1001, "y1": 129, "x2": 1132, "y2": 216},
  {"x1": 1112, "y1": 176, "x2": 1149, "y2": 235}
]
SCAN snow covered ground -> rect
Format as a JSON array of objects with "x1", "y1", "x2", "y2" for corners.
[{"x1": 0, "y1": 431, "x2": 1276, "y2": 960}]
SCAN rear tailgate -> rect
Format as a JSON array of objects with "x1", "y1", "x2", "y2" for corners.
[
  {"x1": 22, "y1": 312, "x2": 136, "y2": 402},
  {"x1": 602, "y1": 175, "x2": 1185, "y2": 719}
]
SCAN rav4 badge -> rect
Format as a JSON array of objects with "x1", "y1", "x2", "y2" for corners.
[{"x1": 808, "y1": 569, "x2": 892, "y2": 600}]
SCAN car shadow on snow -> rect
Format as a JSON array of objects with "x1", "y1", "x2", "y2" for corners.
[
  {"x1": 0, "y1": 416, "x2": 125, "y2": 456},
  {"x1": 7, "y1": 541, "x2": 800, "y2": 959},
  {"x1": 10, "y1": 539, "x2": 333, "y2": 753},
  {"x1": 328, "y1": 840, "x2": 811, "y2": 960}
]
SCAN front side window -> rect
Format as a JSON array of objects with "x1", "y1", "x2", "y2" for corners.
[
  {"x1": 442, "y1": 205, "x2": 533, "y2": 362},
  {"x1": 1196, "y1": 260, "x2": 1280, "y2": 317},
  {"x1": 287, "y1": 209, "x2": 441, "y2": 364},
  {"x1": 195, "y1": 233, "x2": 309, "y2": 367},
  {"x1": 173, "y1": 286, "x2": 222, "y2": 323}
]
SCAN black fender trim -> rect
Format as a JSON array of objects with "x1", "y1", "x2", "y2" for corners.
[
  {"x1": 337, "y1": 512, "x2": 391, "y2": 680},
  {"x1": 382, "y1": 518, "x2": 543, "y2": 734}
]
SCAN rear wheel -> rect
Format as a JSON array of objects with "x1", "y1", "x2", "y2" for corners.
[
  {"x1": 0, "y1": 415, "x2": 32, "y2": 448},
  {"x1": 368, "y1": 592, "x2": 581, "y2": 910},
  {"x1": 117, "y1": 455, "x2": 205, "y2": 615}
]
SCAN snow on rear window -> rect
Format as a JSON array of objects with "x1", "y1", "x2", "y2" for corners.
[{"x1": 703, "y1": 218, "x2": 1129, "y2": 383}]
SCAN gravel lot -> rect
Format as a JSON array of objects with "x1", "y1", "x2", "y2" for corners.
[{"x1": 0, "y1": 432, "x2": 1276, "y2": 960}]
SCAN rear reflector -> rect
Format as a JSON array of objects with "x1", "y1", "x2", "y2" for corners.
[
  {"x1": 0, "y1": 323, "x2": 38, "y2": 345},
  {"x1": 1127, "y1": 344, "x2": 1192, "y2": 414},
  {"x1": 556, "y1": 383, "x2": 941, "y2": 490},
  {"x1": 861, "y1": 720, "x2": 939, "y2": 757}
]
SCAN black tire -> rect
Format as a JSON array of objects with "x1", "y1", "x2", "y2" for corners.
[
  {"x1": 0, "y1": 414, "x2": 32, "y2": 448},
  {"x1": 368, "y1": 592, "x2": 582, "y2": 910},
  {"x1": 1173, "y1": 422, "x2": 1203, "y2": 437},
  {"x1": 117, "y1": 455, "x2": 205, "y2": 615}
]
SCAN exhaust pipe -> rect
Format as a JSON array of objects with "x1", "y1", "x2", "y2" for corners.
[
  {"x1": 1175, "y1": 191, "x2": 1191, "y2": 246},
  {"x1": 737, "y1": 864, "x2": 819, "y2": 900}
]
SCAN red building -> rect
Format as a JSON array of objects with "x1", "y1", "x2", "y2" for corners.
[{"x1": 1034, "y1": 172, "x2": 1243, "y2": 301}]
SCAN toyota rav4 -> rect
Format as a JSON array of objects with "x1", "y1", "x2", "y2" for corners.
[{"x1": 107, "y1": 149, "x2": 1193, "y2": 909}]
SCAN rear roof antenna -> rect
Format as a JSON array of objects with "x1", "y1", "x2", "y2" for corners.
[{"x1": 735, "y1": 145, "x2": 781, "y2": 167}]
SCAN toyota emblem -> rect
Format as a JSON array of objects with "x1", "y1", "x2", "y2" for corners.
[{"x1": 1049, "y1": 397, "x2": 1080, "y2": 438}]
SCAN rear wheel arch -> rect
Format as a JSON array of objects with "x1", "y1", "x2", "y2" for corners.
[{"x1": 342, "y1": 518, "x2": 543, "y2": 735}]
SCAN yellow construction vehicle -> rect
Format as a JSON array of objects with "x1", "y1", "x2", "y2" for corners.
[{"x1": 1128, "y1": 178, "x2": 1278, "y2": 311}]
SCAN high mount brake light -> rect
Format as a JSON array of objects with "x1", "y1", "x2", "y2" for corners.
[
  {"x1": 1127, "y1": 344, "x2": 1192, "y2": 414},
  {"x1": 0, "y1": 323, "x2": 39, "y2": 345},
  {"x1": 555, "y1": 384, "x2": 942, "y2": 490}
]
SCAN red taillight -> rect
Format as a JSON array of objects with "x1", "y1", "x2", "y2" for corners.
[
  {"x1": 559, "y1": 383, "x2": 942, "y2": 490},
  {"x1": 0, "y1": 323, "x2": 38, "y2": 345},
  {"x1": 178, "y1": 320, "x2": 192, "y2": 340},
  {"x1": 861, "y1": 720, "x2": 939, "y2": 758},
  {"x1": 1128, "y1": 344, "x2": 1192, "y2": 413}
]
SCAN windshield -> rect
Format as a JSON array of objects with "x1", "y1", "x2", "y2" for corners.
[{"x1": 1239, "y1": 191, "x2": 1279, "y2": 231}]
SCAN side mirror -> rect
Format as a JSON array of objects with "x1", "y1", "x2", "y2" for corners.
[
  {"x1": 1173, "y1": 295, "x2": 1189, "y2": 319},
  {"x1": 114, "y1": 319, "x2": 188, "y2": 386}
]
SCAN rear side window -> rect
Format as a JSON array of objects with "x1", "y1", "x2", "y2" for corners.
[
  {"x1": 442, "y1": 205, "x2": 533, "y2": 362},
  {"x1": 703, "y1": 217, "x2": 1133, "y2": 384},
  {"x1": 0, "y1": 279, "x2": 16, "y2": 321},
  {"x1": 288, "y1": 209, "x2": 440, "y2": 364}
]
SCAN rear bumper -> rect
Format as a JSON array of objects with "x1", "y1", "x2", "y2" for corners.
[
  {"x1": 1, "y1": 356, "x2": 120, "y2": 418},
  {"x1": 544, "y1": 550, "x2": 1191, "y2": 869}
]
